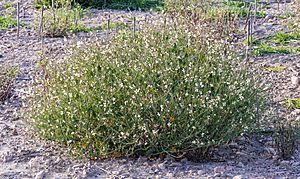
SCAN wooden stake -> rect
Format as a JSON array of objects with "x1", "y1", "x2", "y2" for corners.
[
  {"x1": 23, "y1": 7, "x2": 25, "y2": 18},
  {"x1": 39, "y1": 6, "x2": 44, "y2": 41},
  {"x1": 74, "y1": 10, "x2": 77, "y2": 33},
  {"x1": 163, "y1": 16, "x2": 166, "y2": 30},
  {"x1": 256, "y1": 93, "x2": 260, "y2": 126},
  {"x1": 108, "y1": 14, "x2": 110, "y2": 30},
  {"x1": 17, "y1": 2, "x2": 20, "y2": 40},
  {"x1": 246, "y1": 16, "x2": 251, "y2": 61},
  {"x1": 133, "y1": 16, "x2": 136, "y2": 36},
  {"x1": 244, "y1": 3, "x2": 252, "y2": 31},
  {"x1": 250, "y1": 15, "x2": 253, "y2": 47},
  {"x1": 254, "y1": 0, "x2": 257, "y2": 25},
  {"x1": 66, "y1": 16, "x2": 68, "y2": 27},
  {"x1": 246, "y1": 21, "x2": 249, "y2": 60},
  {"x1": 107, "y1": 14, "x2": 110, "y2": 40}
]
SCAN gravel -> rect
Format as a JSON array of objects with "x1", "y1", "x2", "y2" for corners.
[{"x1": 1, "y1": 0, "x2": 300, "y2": 178}]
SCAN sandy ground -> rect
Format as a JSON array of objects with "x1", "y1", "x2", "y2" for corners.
[{"x1": 1, "y1": 0, "x2": 300, "y2": 178}]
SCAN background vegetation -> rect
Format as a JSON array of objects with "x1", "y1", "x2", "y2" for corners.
[{"x1": 35, "y1": 0, "x2": 163, "y2": 10}]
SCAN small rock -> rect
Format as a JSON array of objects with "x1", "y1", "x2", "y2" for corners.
[
  {"x1": 111, "y1": 170, "x2": 119, "y2": 175},
  {"x1": 233, "y1": 175, "x2": 248, "y2": 179},
  {"x1": 291, "y1": 76, "x2": 299, "y2": 85},
  {"x1": 12, "y1": 129, "x2": 18, "y2": 136},
  {"x1": 236, "y1": 151, "x2": 247, "y2": 156},
  {"x1": 137, "y1": 156, "x2": 147, "y2": 163},
  {"x1": 237, "y1": 162, "x2": 245, "y2": 168},
  {"x1": 214, "y1": 173, "x2": 221, "y2": 177},
  {"x1": 72, "y1": 164, "x2": 83, "y2": 169},
  {"x1": 229, "y1": 142, "x2": 239, "y2": 149},
  {"x1": 158, "y1": 162, "x2": 166, "y2": 170},
  {"x1": 280, "y1": 160, "x2": 290, "y2": 166},
  {"x1": 35, "y1": 170, "x2": 45, "y2": 179},
  {"x1": 169, "y1": 162, "x2": 182, "y2": 167},
  {"x1": 1, "y1": 152, "x2": 13, "y2": 163},
  {"x1": 29, "y1": 158, "x2": 39, "y2": 168},
  {"x1": 214, "y1": 166, "x2": 226, "y2": 174},
  {"x1": 166, "y1": 172, "x2": 174, "y2": 177},
  {"x1": 54, "y1": 157, "x2": 61, "y2": 164},
  {"x1": 292, "y1": 161, "x2": 300, "y2": 166},
  {"x1": 265, "y1": 147, "x2": 276, "y2": 155},
  {"x1": 180, "y1": 158, "x2": 188, "y2": 163},
  {"x1": 2, "y1": 155, "x2": 13, "y2": 163},
  {"x1": 226, "y1": 173, "x2": 234, "y2": 178},
  {"x1": 82, "y1": 169, "x2": 88, "y2": 176},
  {"x1": 197, "y1": 170, "x2": 206, "y2": 175},
  {"x1": 142, "y1": 162, "x2": 148, "y2": 166}
]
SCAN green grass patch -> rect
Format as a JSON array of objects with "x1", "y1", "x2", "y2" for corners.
[
  {"x1": 273, "y1": 31, "x2": 300, "y2": 45},
  {"x1": 253, "y1": 42, "x2": 300, "y2": 56}
]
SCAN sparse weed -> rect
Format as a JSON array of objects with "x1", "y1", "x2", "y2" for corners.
[
  {"x1": 275, "y1": 122, "x2": 296, "y2": 160},
  {"x1": 0, "y1": 66, "x2": 17, "y2": 102}
]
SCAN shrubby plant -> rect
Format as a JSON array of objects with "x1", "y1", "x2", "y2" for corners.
[{"x1": 31, "y1": 10, "x2": 266, "y2": 159}]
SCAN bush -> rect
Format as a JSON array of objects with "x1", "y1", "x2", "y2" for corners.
[{"x1": 31, "y1": 13, "x2": 265, "y2": 158}]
